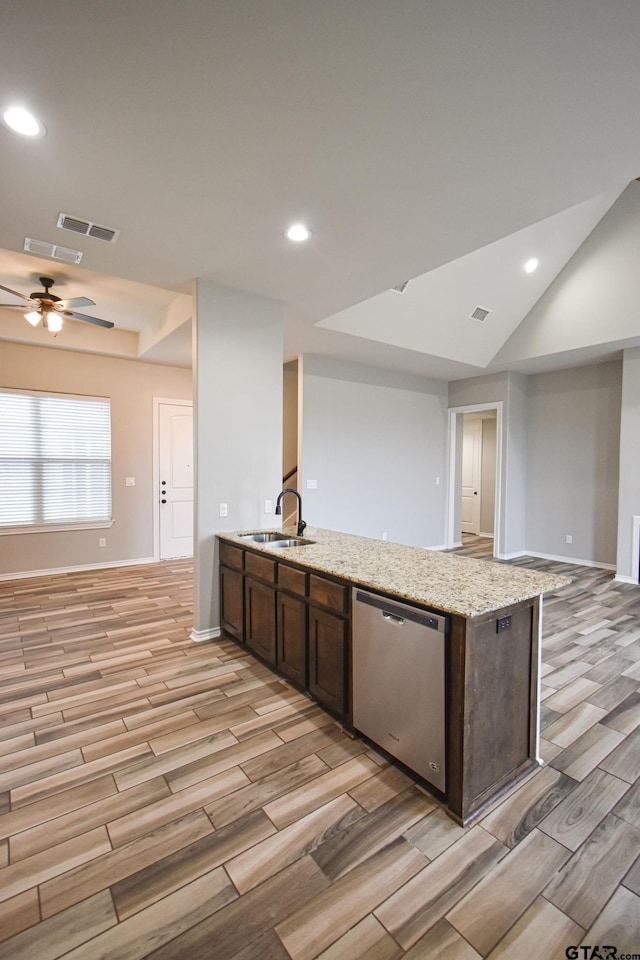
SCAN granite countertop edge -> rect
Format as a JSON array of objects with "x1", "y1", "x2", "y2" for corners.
[{"x1": 216, "y1": 527, "x2": 571, "y2": 619}]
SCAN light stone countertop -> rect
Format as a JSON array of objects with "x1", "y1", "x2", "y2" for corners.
[{"x1": 217, "y1": 527, "x2": 571, "y2": 618}]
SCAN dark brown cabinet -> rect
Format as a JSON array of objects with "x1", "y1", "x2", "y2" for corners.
[
  {"x1": 219, "y1": 542, "x2": 244, "y2": 642},
  {"x1": 245, "y1": 576, "x2": 277, "y2": 665},
  {"x1": 218, "y1": 540, "x2": 350, "y2": 721},
  {"x1": 276, "y1": 591, "x2": 307, "y2": 687},
  {"x1": 220, "y1": 565, "x2": 244, "y2": 641},
  {"x1": 307, "y1": 574, "x2": 349, "y2": 717},
  {"x1": 242, "y1": 550, "x2": 277, "y2": 666},
  {"x1": 308, "y1": 604, "x2": 348, "y2": 716}
]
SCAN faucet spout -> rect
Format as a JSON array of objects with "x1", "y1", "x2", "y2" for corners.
[{"x1": 275, "y1": 487, "x2": 306, "y2": 537}]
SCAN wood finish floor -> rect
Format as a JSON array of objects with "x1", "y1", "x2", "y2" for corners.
[{"x1": 0, "y1": 548, "x2": 639, "y2": 959}]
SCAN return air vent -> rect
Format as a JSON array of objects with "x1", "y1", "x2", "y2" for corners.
[
  {"x1": 24, "y1": 237, "x2": 83, "y2": 264},
  {"x1": 57, "y1": 212, "x2": 120, "y2": 243},
  {"x1": 470, "y1": 305, "x2": 490, "y2": 322}
]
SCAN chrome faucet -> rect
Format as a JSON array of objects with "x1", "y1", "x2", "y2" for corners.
[{"x1": 275, "y1": 488, "x2": 306, "y2": 537}]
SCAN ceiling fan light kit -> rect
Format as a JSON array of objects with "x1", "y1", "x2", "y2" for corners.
[{"x1": 0, "y1": 276, "x2": 114, "y2": 335}]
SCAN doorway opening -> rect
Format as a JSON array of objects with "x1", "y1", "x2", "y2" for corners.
[{"x1": 446, "y1": 402, "x2": 503, "y2": 557}]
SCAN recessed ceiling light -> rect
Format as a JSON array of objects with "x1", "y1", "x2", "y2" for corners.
[
  {"x1": 524, "y1": 258, "x2": 539, "y2": 273},
  {"x1": 285, "y1": 223, "x2": 311, "y2": 242},
  {"x1": 2, "y1": 105, "x2": 46, "y2": 138}
]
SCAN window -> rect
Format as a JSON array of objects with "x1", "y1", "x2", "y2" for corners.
[{"x1": 0, "y1": 389, "x2": 112, "y2": 532}]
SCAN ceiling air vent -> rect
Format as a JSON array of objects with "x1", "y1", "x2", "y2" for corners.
[
  {"x1": 57, "y1": 212, "x2": 120, "y2": 243},
  {"x1": 24, "y1": 237, "x2": 83, "y2": 264},
  {"x1": 390, "y1": 280, "x2": 410, "y2": 295},
  {"x1": 470, "y1": 305, "x2": 490, "y2": 322}
]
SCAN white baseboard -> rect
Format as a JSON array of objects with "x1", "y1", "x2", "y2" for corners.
[
  {"x1": 505, "y1": 550, "x2": 616, "y2": 570},
  {"x1": 0, "y1": 556, "x2": 156, "y2": 582},
  {"x1": 614, "y1": 574, "x2": 638, "y2": 585},
  {"x1": 190, "y1": 626, "x2": 222, "y2": 643},
  {"x1": 426, "y1": 543, "x2": 448, "y2": 551},
  {"x1": 478, "y1": 532, "x2": 495, "y2": 540}
]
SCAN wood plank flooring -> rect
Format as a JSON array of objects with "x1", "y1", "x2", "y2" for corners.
[{"x1": 0, "y1": 544, "x2": 639, "y2": 958}]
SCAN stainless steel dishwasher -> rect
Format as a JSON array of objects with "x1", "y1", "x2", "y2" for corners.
[{"x1": 352, "y1": 588, "x2": 447, "y2": 793}]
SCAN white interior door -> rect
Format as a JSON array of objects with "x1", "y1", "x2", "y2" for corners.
[
  {"x1": 159, "y1": 402, "x2": 193, "y2": 559},
  {"x1": 461, "y1": 419, "x2": 482, "y2": 534}
]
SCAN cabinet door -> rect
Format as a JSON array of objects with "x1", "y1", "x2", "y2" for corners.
[
  {"x1": 245, "y1": 577, "x2": 277, "y2": 665},
  {"x1": 308, "y1": 605, "x2": 347, "y2": 717},
  {"x1": 276, "y1": 591, "x2": 307, "y2": 688},
  {"x1": 220, "y1": 565, "x2": 244, "y2": 641}
]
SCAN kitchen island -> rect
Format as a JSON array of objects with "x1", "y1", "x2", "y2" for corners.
[{"x1": 216, "y1": 527, "x2": 570, "y2": 824}]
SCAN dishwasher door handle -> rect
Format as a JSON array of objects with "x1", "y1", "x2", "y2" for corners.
[{"x1": 382, "y1": 611, "x2": 405, "y2": 625}]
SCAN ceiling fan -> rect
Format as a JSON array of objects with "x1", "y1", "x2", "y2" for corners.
[{"x1": 0, "y1": 276, "x2": 114, "y2": 334}]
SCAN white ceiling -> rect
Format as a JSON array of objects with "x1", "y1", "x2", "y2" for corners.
[{"x1": 1, "y1": 2, "x2": 640, "y2": 378}]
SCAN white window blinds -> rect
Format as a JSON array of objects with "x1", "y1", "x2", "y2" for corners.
[{"x1": 0, "y1": 389, "x2": 112, "y2": 530}]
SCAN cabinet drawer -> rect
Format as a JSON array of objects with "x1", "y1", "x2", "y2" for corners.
[
  {"x1": 245, "y1": 550, "x2": 276, "y2": 583},
  {"x1": 278, "y1": 563, "x2": 307, "y2": 597},
  {"x1": 219, "y1": 541, "x2": 243, "y2": 571},
  {"x1": 309, "y1": 574, "x2": 348, "y2": 615}
]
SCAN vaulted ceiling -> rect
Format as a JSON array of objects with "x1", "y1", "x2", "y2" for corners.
[{"x1": 1, "y1": 2, "x2": 640, "y2": 378}]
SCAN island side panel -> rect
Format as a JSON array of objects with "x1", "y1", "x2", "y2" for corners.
[{"x1": 447, "y1": 597, "x2": 541, "y2": 824}]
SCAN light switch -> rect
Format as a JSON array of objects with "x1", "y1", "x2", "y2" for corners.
[
  {"x1": 125, "y1": 477, "x2": 135, "y2": 486},
  {"x1": 219, "y1": 503, "x2": 228, "y2": 517},
  {"x1": 264, "y1": 499, "x2": 272, "y2": 514}
]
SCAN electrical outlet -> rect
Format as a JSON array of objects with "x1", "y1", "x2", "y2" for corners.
[
  {"x1": 497, "y1": 615, "x2": 511, "y2": 632},
  {"x1": 125, "y1": 477, "x2": 135, "y2": 487},
  {"x1": 219, "y1": 503, "x2": 228, "y2": 518},
  {"x1": 306, "y1": 479, "x2": 318, "y2": 489},
  {"x1": 264, "y1": 499, "x2": 272, "y2": 514},
  {"x1": 566, "y1": 534, "x2": 572, "y2": 544},
  {"x1": 382, "y1": 532, "x2": 388, "y2": 541},
  {"x1": 435, "y1": 476, "x2": 440, "y2": 485}
]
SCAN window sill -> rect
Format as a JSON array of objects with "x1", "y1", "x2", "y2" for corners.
[{"x1": 0, "y1": 520, "x2": 115, "y2": 536}]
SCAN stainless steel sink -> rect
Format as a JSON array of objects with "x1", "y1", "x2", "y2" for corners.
[
  {"x1": 270, "y1": 538, "x2": 313, "y2": 548},
  {"x1": 239, "y1": 532, "x2": 286, "y2": 542},
  {"x1": 238, "y1": 532, "x2": 313, "y2": 548}
]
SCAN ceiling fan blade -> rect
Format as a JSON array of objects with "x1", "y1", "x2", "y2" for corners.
[
  {"x1": 59, "y1": 296, "x2": 96, "y2": 309},
  {"x1": 0, "y1": 303, "x2": 27, "y2": 309},
  {"x1": 64, "y1": 310, "x2": 114, "y2": 328},
  {"x1": 0, "y1": 283, "x2": 33, "y2": 303}
]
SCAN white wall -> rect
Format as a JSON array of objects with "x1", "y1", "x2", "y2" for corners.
[
  {"x1": 0, "y1": 341, "x2": 192, "y2": 577},
  {"x1": 192, "y1": 281, "x2": 283, "y2": 638},
  {"x1": 525, "y1": 360, "x2": 621, "y2": 565},
  {"x1": 616, "y1": 347, "x2": 640, "y2": 579},
  {"x1": 300, "y1": 355, "x2": 448, "y2": 548}
]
